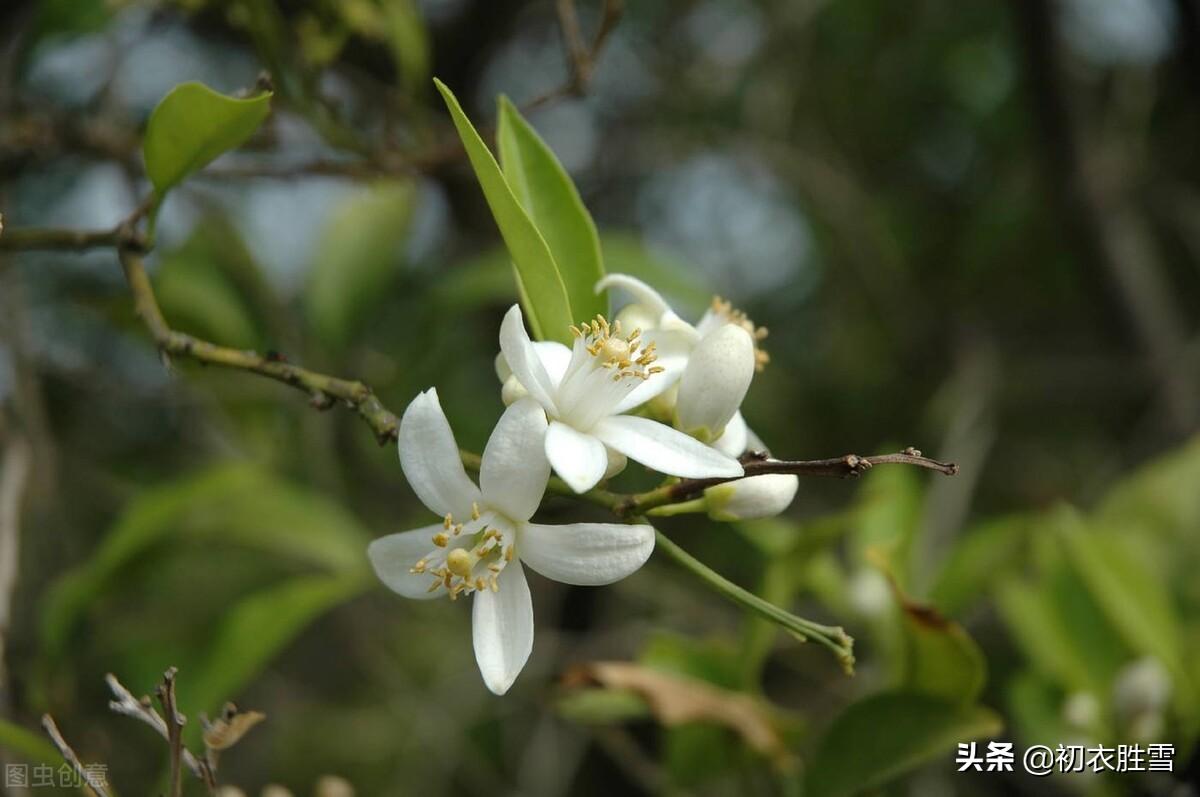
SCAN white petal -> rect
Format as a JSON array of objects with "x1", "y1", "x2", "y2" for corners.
[
  {"x1": 367, "y1": 525, "x2": 446, "y2": 600},
  {"x1": 499, "y1": 305, "x2": 559, "y2": 415},
  {"x1": 517, "y1": 521, "x2": 655, "y2": 585},
  {"x1": 399, "y1": 389, "x2": 481, "y2": 518},
  {"x1": 495, "y1": 342, "x2": 571, "y2": 388},
  {"x1": 480, "y1": 398, "x2": 550, "y2": 522},
  {"x1": 712, "y1": 410, "x2": 749, "y2": 456},
  {"x1": 533, "y1": 341, "x2": 573, "y2": 388},
  {"x1": 596, "y1": 273, "x2": 674, "y2": 319},
  {"x1": 591, "y1": 415, "x2": 744, "y2": 479},
  {"x1": 472, "y1": 560, "x2": 534, "y2": 695},
  {"x1": 674, "y1": 324, "x2": 756, "y2": 442},
  {"x1": 544, "y1": 420, "x2": 609, "y2": 493},
  {"x1": 613, "y1": 329, "x2": 694, "y2": 414},
  {"x1": 704, "y1": 474, "x2": 798, "y2": 521}
]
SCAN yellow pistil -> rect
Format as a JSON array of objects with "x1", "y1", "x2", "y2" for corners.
[
  {"x1": 573, "y1": 315, "x2": 666, "y2": 381},
  {"x1": 710, "y1": 296, "x2": 770, "y2": 371},
  {"x1": 446, "y1": 548, "x2": 474, "y2": 578}
]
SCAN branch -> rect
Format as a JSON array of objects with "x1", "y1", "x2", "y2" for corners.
[
  {"x1": 651, "y1": 527, "x2": 855, "y2": 674},
  {"x1": 155, "y1": 667, "x2": 185, "y2": 797},
  {"x1": 527, "y1": 0, "x2": 624, "y2": 109},
  {"x1": 0, "y1": 193, "x2": 153, "y2": 253},
  {"x1": 40, "y1": 714, "x2": 111, "y2": 797},
  {"x1": 105, "y1": 673, "x2": 213, "y2": 788},
  {"x1": 614, "y1": 448, "x2": 958, "y2": 518},
  {"x1": 117, "y1": 248, "x2": 399, "y2": 444}
]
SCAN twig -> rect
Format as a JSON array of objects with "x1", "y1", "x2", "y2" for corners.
[
  {"x1": 0, "y1": 193, "x2": 153, "y2": 254},
  {"x1": 40, "y1": 714, "x2": 111, "y2": 797},
  {"x1": 118, "y1": 249, "x2": 399, "y2": 444},
  {"x1": 106, "y1": 673, "x2": 212, "y2": 787},
  {"x1": 613, "y1": 447, "x2": 958, "y2": 518},
  {"x1": 527, "y1": 0, "x2": 624, "y2": 109},
  {"x1": 0, "y1": 436, "x2": 31, "y2": 682},
  {"x1": 155, "y1": 667, "x2": 185, "y2": 797}
]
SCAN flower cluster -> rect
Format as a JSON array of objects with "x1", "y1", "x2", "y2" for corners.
[{"x1": 369, "y1": 275, "x2": 798, "y2": 693}]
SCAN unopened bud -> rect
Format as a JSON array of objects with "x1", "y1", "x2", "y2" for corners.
[
  {"x1": 501, "y1": 374, "x2": 528, "y2": 405},
  {"x1": 703, "y1": 473, "x2": 797, "y2": 521},
  {"x1": 674, "y1": 324, "x2": 755, "y2": 442}
]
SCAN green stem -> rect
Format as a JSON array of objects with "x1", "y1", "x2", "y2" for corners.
[
  {"x1": 646, "y1": 497, "x2": 707, "y2": 517},
  {"x1": 650, "y1": 527, "x2": 855, "y2": 675}
]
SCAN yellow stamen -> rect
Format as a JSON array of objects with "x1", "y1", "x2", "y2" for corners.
[{"x1": 432, "y1": 533, "x2": 449, "y2": 547}]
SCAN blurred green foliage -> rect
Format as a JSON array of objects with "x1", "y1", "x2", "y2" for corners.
[{"x1": 1, "y1": 0, "x2": 1198, "y2": 795}]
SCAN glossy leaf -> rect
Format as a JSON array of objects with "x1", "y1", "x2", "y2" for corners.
[
  {"x1": 497, "y1": 96, "x2": 605, "y2": 323},
  {"x1": 144, "y1": 82, "x2": 272, "y2": 195},
  {"x1": 805, "y1": 691, "x2": 1002, "y2": 797},
  {"x1": 306, "y1": 183, "x2": 414, "y2": 345},
  {"x1": 434, "y1": 79, "x2": 574, "y2": 343}
]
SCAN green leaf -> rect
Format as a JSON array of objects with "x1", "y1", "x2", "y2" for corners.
[
  {"x1": 433, "y1": 79, "x2": 574, "y2": 343},
  {"x1": 805, "y1": 692, "x2": 1002, "y2": 797},
  {"x1": 1095, "y1": 435, "x2": 1200, "y2": 539},
  {"x1": 306, "y1": 182, "x2": 415, "y2": 346},
  {"x1": 497, "y1": 96, "x2": 605, "y2": 324},
  {"x1": 155, "y1": 232, "x2": 262, "y2": 349},
  {"x1": 930, "y1": 514, "x2": 1032, "y2": 615},
  {"x1": 899, "y1": 602, "x2": 987, "y2": 704},
  {"x1": 1057, "y1": 520, "x2": 1194, "y2": 714},
  {"x1": 41, "y1": 465, "x2": 370, "y2": 659},
  {"x1": 995, "y1": 576, "x2": 1118, "y2": 693},
  {"x1": 0, "y1": 718, "x2": 61, "y2": 765},
  {"x1": 382, "y1": 0, "x2": 430, "y2": 92},
  {"x1": 183, "y1": 572, "x2": 368, "y2": 722},
  {"x1": 144, "y1": 82, "x2": 272, "y2": 196}
]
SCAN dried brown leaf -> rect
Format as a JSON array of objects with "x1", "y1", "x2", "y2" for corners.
[{"x1": 563, "y1": 661, "x2": 793, "y2": 769}]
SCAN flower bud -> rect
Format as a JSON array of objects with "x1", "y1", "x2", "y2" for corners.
[
  {"x1": 1112, "y1": 657, "x2": 1171, "y2": 723},
  {"x1": 501, "y1": 374, "x2": 528, "y2": 405},
  {"x1": 703, "y1": 473, "x2": 797, "y2": 521},
  {"x1": 674, "y1": 324, "x2": 755, "y2": 442}
]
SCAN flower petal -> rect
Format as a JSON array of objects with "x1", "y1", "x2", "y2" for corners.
[
  {"x1": 544, "y1": 420, "x2": 608, "y2": 493},
  {"x1": 472, "y1": 560, "x2": 534, "y2": 695},
  {"x1": 613, "y1": 328, "x2": 694, "y2": 414},
  {"x1": 499, "y1": 305, "x2": 559, "y2": 415},
  {"x1": 595, "y1": 273, "x2": 674, "y2": 319},
  {"x1": 480, "y1": 398, "x2": 551, "y2": 522},
  {"x1": 399, "y1": 388, "x2": 481, "y2": 518},
  {"x1": 533, "y1": 341, "x2": 573, "y2": 388},
  {"x1": 367, "y1": 525, "x2": 445, "y2": 600},
  {"x1": 592, "y1": 415, "x2": 744, "y2": 478},
  {"x1": 517, "y1": 521, "x2": 655, "y2": 585},
  {"x1": 495, "y1": 342, "x2": 573, "y2": 388},
  {"x1": 674, "y1": 324, "x2": 755, "y2": 442},
  {"x1": 712, "y1": 410, "x2": 749, "y2": 456}
]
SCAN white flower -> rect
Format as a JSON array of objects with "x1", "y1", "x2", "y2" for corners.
[
  {"x1": 703, "y1": 472, "x2": 798, "y2": 521},
  {"x1": 498, "y1": 305, "x2": 744, "y2": 493},
  {"x1": 368, "y1": 388, "x2": 656, "y2": 695},
  {"x1": 595, "y1": 274, "x2": 768, "y2": 454}
]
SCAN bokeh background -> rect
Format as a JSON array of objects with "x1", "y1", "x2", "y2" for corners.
[{"x1": 1, "y1": 0, "x2": 1199, "y2": 794}]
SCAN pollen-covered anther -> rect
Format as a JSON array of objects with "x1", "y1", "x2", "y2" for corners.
[
  {"x1": 711, "y1": 296, "x2": 770, "y2": 372},
  {"x1": 576, "y1": 313, "x2": 661, "y2": 381}
]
